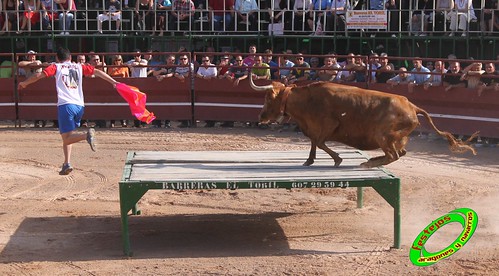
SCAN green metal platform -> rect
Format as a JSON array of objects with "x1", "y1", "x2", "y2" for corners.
[{"x1": 119, "y1": 150, "x2": 401, "y2": 256}]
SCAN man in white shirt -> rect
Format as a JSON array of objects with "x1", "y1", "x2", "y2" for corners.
[
  {"x1": 17, "y1": 47, "x2": 118, "y2": 175},
  {"x1": 196, "y1": 55, "x2": 218, "y2": 79},
  {"x1": 127, "y1": 50, "x2": 148, "y2": 78}
]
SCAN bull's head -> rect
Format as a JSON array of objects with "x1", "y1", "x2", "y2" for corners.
[{"x1": 249, "y1": 75, "x2": 288, "y2": 123}]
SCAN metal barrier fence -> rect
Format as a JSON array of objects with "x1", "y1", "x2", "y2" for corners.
[
  {"x1": 0, "y1": 1, "x2": 497, "y2": 36},
  {"x1": 2, "y1": 51, "x2": 499, "y2": 138}
]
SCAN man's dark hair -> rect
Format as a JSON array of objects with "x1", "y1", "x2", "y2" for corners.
[{"x1": 56, "y1": 47, "x2": 71, "y2": 62}]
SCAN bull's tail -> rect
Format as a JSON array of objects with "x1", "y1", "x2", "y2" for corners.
[{"x1": 415, "y1": 106, "x2": 478, "y2": 155}]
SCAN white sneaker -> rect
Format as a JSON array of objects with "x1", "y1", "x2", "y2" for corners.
[
  {"x1": 64, "y1": 32, "x2": 70, "y2": 35},
  {"x1": 419, "y1": 33, "x2": 427, "y2": 36},
  {"x1": 461, "y1": 33, "x2": 466, "y2": 37},
  {"x1": 60, "y1": 32, "x2": 65, "y2": 35},
  {"x1": 448, "y1": 32, "x2": 455, "y2": 37}
]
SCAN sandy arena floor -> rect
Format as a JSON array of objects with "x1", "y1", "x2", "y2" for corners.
[{"x1": 0, "y1": 123, "x2": 498, "y2": 275}]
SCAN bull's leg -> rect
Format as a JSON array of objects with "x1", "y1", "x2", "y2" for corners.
[
  {"x1": 361, "y1": 142, "x2": 399, "y2": 168},
  {"x1": 317, "y1": 143, "x2": 343, "y2": 167},
  {"x1": 303, "y1": 142, "x2": 316, "y2": 166}
]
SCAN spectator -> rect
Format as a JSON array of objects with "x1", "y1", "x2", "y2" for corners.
[
  {"x1": 425, "y1": 61, "x2": 433, "y2": 71},
  {"x1": 411, "y1": 0, "x2": 434, "y2": 36},
  {"x1": 407, "y1": 58, "x2": 431, "y2": 92},
  {"x1": 18, "y1": 0, "x2": 41, "y2": 34},
  {"x1": 317, "y1": 55, "x2": 341, "y2": 82},
  {"x1": 242, "y1": 44, "x2": 257, "y2": 66},
  {"x1": 328, "y1": 0, "x2": 348, "y2": 35},
  {"x1": 443, "y1": 61, "x2": 466, "y2": 91},
  {"x1": 57, "y1": 0, "x2": 76, "y2": 35},
  {"x1": 208, "y1": 0, "x2": 234, "y2": 31},
  {"x1": 369, "y1": 53, "x2": 381, "y2": 81},
  {"x1": 170, "y1": 0, "x2": 195, "y2": 32},
  {"x1": 156, "y1": 54, "x2": 177, "y2": 81},
  {"x1": 98, "y1": 0, "x2": 122, "y2": 34},
  {"x1": 434, "y1": 0, "x2": 453, "y2": 33},
  {"x1": 293, "y1": 0, "x2": 312, "y2": 33},
  {"x1": 482, "y1": 0, "x2": 497, "y2": 34},
  {"x1": 268, "y1": 0, "x2": 291, "y2": 32},
  {"x1": 0, "y1": 59, "x2": 14, "y2": 78},
  {"x1": 196, "y1": 55, "x2": 217, "y2": 79},
  {"x1": 448, "y1": 0, "x2": 476, "y2": 36},
  {"x1": 127, "y1": 50, "x2": 148, "y2": 78},
  {"x1": 308, "y1": 56, "x2": 320, "y2": 80},
  {"x1": 385, "y1": 0, "x2": 400, "y2": 36},
  {"x1": 76, "y1": 54, "x2": 86, "y2": 63},
  {"x1": 374, "y1": 53, "x2": 395, "y2": 83},
  {"x1": 135, "y1": 0, "x2": 153, "y2": 34},
  {"x1": 155, "y1": 0, "x2": 172, "y2": 36},
  {"x1": 0, "y1": 0, "x2": 19, "y2": 35},
  {"x1": 424, "y1": 60, "x2": 447, "y2": 89},
  {"x1": 263, "y1": 49, "x2": 278, "y2": 79},
  {"x1": 308, "y1": 0, "x2": 331, "y2": 35},
  {"x1": 18, "y1": 50, "x2": 45, "y2": 128},
  {"x1": 88, "y1": 53, "x2": 107, "y2": 128},
  {"x1": 174, "y1": 53, "x2": 194, "y2": 82},
  {"x1": 460, "y1": 62, "x2": 484, "y2": 89},
  {"x1": 108, "y1": 54, "x2": 129, "y2": 128},
  {"x1": 217, "y1": 55, "x2": 232, "y2": 79},
  {"x1": 478, "y1": 62, "x2": 499, "y2": 96},
  {"x1": 234, "y1": 0, "x2": 258, "y2": 31},
  {"x1": 146, "y1": 50, "x2": 162, "y2": 76},
  {"x1": 277, "y1": 52, "x2": 294, "y2": 81},
  {"x1": 288, "y1": 53, "x2": 310, "y2": 84},
  {"x1": 40, "y1": 0, "x2": 58, "y2": 30},
  {"x1": 108, "y1": 54, "x2": 129, "y2": 77},
  {"x1": 175, "y1": 53, "x2": 194, "y2": 127},
  {"x1": 337, "y1": 53, "x2": 357, "y2": 82},
  {"x1": 387, "y1": 67, "x2": 411, "y2": 87},
  {"x1": 230, "y1": 55, "x2": 249, "y2": 85},
  {"x1": 251, "y1": 55, "x2": 271, "y2": 80}
]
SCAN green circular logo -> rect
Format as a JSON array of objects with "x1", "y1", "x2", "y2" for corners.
[{"x1": 410, "y1": 208, "x2": 478, "y2": 266}]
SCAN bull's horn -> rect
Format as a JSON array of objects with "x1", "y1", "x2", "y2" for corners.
[{"x1": 249, "y1": 74, "x2": 273, "y2": 91}]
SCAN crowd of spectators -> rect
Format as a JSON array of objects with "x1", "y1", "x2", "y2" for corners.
[{"x1": 0, "y1": 0, "x2": 498, "y2": 36}]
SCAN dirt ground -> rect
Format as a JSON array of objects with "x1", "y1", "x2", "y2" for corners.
[{"x1": 0, "y1": 122, "x2": 498, "y2": 275}]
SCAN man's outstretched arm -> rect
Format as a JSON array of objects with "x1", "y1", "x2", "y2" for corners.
[
  {"x1": 18, "y1": 72, "x2": 47, "y2": 90},
  {"x1": 93, "y1": 69, "x2": 119, "y2": 89}
]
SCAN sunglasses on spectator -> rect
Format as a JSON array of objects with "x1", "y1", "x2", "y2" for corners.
[
  {"x1": 180, "y1": 58, "x2": 188, "y2": 60},
  {"x1": 202, "y1": 59, "x2": 210, "y2": 62}
]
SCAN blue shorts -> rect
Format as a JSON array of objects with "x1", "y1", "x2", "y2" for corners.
[{"x1": 58, "y1": 104, "x2": 85, "y2": 134}]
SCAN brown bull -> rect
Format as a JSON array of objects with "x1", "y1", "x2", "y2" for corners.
[{"x1": 252, "y1": 77, "x2": 478, "y2": 168}]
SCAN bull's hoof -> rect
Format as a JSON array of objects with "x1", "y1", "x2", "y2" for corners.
[
  {"x1": 303, "y1": 159, "x2": 314, "y2": 166},
  {"x1": 333, "y1": 158, "x2": 343, "y2": 167},
  {"x1": 360, "y1": 161, "x2": 373, "y2": 168}
]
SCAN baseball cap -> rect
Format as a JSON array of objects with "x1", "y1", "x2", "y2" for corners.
[{"x1": 27, "y1": 50, "x2": 37, "y2": 54}]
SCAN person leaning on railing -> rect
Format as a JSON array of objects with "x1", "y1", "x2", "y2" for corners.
[
  {"x1": 387, "y1": 67, "x2": 411, "y2": 87},
  {"x1": 424, "y1": 60, "x2": 447, "y2": 90},
  {"x1": 477, "y1": 62, "x2": 499, "y2": 96},
  {"x1": 460, "y1": 62, "x2": 484, "y2": 90},
  {"x1": 443, "y1": 60, "x2": 466, "y2": 91},
  {"x1": 374, "y1": 53, "x2": 395, "y2": 84},
  {"x1": 407, "y1": 58, "x2": 431, "y2": 93}
]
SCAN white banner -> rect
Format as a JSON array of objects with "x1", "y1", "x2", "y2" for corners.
[{"x1": 346, "y1": 10, "x2": 388, "y2": 30}]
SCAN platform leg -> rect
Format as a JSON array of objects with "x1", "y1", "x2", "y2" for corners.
[{"x1": 357, "y1": 187, "x2": 363, "y2": 208}]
